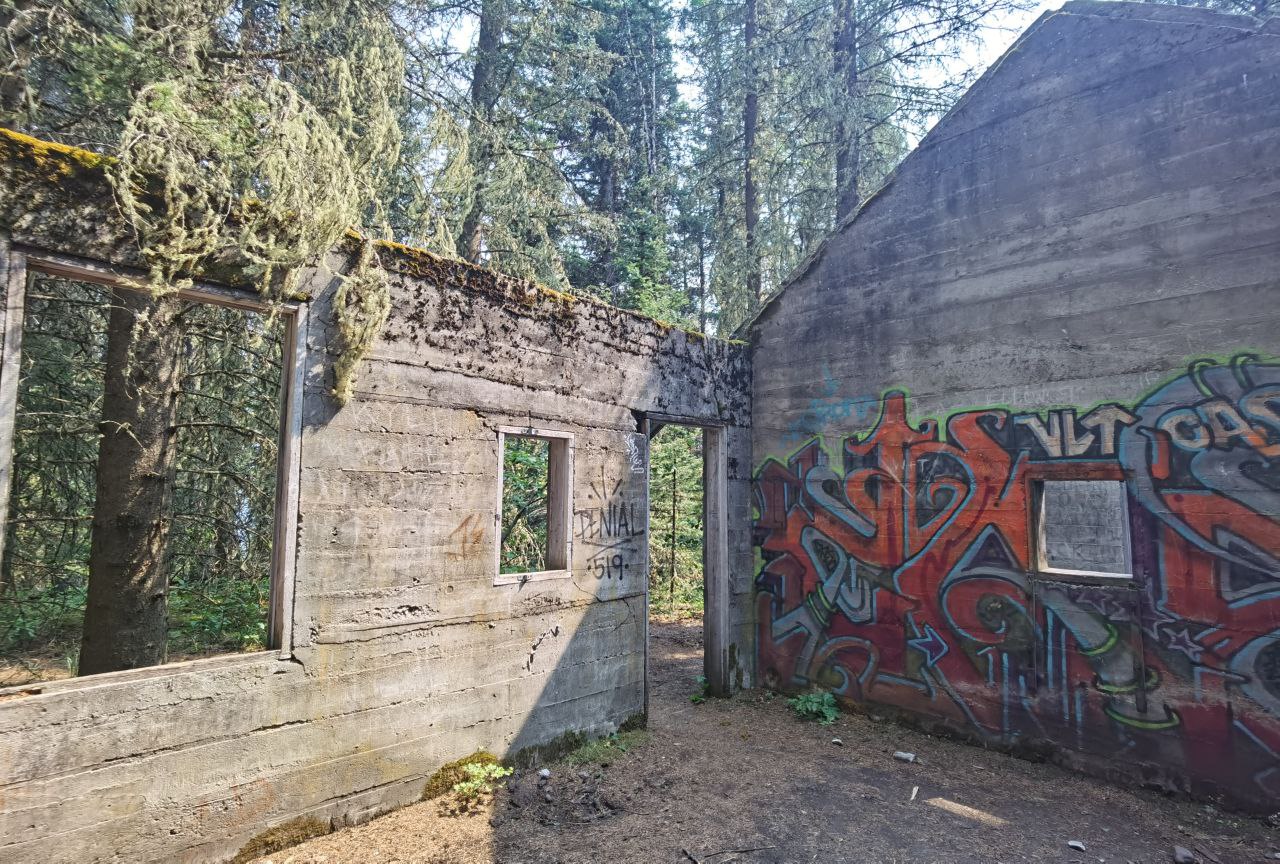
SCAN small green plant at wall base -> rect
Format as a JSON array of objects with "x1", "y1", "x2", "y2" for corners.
[
  {"x1": 449, "y1": 762, "x2": 513, "y2": 811},
  {"x1": 421, "y1": 751, "x2": 501, "y2": 801},
  {"x1": 788, "y1": 691, "x2": 839, "y2": 725},
  {"x1": 565, "y1": 729, "x2": 651, "y2": 766},
  {"x1": 690, "y1": 675, "x2": 711, "y2": 704}
]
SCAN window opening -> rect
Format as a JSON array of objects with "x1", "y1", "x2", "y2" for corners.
[
  {"x1": 496, "y1": 428, "x2": 571, "y2": 583},
  {"x1": 1034, "y1": 479, "x2": 1132, "y2": 579},
  {"x1": 0, "y1": 270, "x2": 292, "y2": 686}
]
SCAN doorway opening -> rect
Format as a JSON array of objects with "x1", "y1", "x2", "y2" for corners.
[{"x1": 643, "y1": 419, "x2": 729, "y2": 717}]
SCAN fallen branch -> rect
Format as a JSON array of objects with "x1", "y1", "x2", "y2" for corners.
[{"x1": 705, "y1": 846, "x2": 777, "y2": 859}]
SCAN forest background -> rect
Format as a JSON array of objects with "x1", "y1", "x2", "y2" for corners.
[{"x1": 0, "y1": 0, "x2": 1267, "y2": 674}]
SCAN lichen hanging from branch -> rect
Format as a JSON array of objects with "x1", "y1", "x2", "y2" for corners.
[
  {"x1": 105, "y1": 0, "x2": 403, "y2": 400},
  {"x1": 331, "y1": 239, "x2": 391, "y2": 404}
]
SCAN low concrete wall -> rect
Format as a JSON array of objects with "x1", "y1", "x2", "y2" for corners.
[
  {"x1": 750, "y1": 2, "x2": 1280, "y2": 810},
  {"x1": 0, "y1": 139, "x2": 753, "y2": 862}
]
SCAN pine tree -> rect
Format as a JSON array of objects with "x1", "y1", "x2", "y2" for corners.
[
  {"x1": 679, "y1": 0, "x2": 1029, "y2": 332},
  {"x1": 552, "y1": 0, "x2": 686, "y2": 319},
  {"x1": 1, "y1": 0, "x2": 405, "y2": 674}
]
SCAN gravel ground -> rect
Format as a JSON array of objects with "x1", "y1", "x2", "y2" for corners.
[{"x1": 253, "y1": 617, "x2": 1279, "y2": 864}]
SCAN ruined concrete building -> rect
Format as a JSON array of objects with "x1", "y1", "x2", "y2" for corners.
[{"x1": 1, "y1": 2, "x2": 1278, "y2": 860}]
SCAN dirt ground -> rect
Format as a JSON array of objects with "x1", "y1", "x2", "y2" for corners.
[
  {"x1": 253, "y1": 617, "x2": 1279, "y2": 864},
  {"x1": 0, "y1": 648, "x2": 77, "y2": 686}
]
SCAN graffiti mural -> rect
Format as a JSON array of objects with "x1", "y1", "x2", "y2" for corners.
[{"x1": 753, "y1": 355, "x2": 1280, "y2": 804}]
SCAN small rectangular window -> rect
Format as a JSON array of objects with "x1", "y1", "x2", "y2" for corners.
[
  {"x1": 1034, "y1": 479, "x2": 1132, "y2": 580},
  {"x1": 495, "y1": 427, "x2": 572, "y2": 584}
]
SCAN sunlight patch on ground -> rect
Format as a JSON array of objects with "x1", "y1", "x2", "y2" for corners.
[{"x1": 925, "y1": 797, "x2": 1008, "y2": 827}]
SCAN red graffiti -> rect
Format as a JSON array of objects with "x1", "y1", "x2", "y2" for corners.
[{"x1": 754, "y1": 357, "x2": 1280, "y2": 808}]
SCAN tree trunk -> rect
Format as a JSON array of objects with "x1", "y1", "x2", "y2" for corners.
[
  {"x1": 833, "y1": 0, "x2": 860, "y2": 223},
  {"x1": 0, "y1": 0, "x2": 39, "y2": 125},
  {"x1": 457, "y1": 0, "x2": 507, "y2": 263},
  {"x1": 602, "y1": 162, "x2": 620, "y2": 297},
  {"x1": 646, "y1": 25, "x2": 659, "y2": 184},
  {"x1": 743, "y1": 0, "x2": 761, "y2": 307},
  {"x1": 697, "y1": 228, "x2": 708, "y2": 333},
  {"x1": 79, "y1": 288, "x2": 184, "y2": 675}
]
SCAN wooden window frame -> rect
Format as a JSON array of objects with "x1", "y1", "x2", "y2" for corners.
[
  {"x1": 0, "y1": 245, "x2": 307, "y2": 662},
  {"x1": 1026, "y1": 464, "x2": 1134, "y2": 584},
  {"x1": 494, "y1": 425, "x2": 574, "y2": 586}
]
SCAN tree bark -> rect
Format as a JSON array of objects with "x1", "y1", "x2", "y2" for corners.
[
  {"x1": 833, "y1": 0, "x2": 860, "y2": 223},
  {"x1": 743, "y1": 0, "x2": 761, "y2": 307},
  {"x1": 697, "y1": 228, "x2": 708, "y2": 333},
  {"x1": 0, "y1": 0, "x2": 40, "y2": 125},
  {"x1": 457, "y1": 0, "x2": 508, "y2": 263},
  {"x1": 79, "y1": 288, "x2": 184, "y2": 675}
]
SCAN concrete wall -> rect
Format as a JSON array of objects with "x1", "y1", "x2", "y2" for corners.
[
  {"x1": 750, "y1": 2, "x2": 1280, "y2": 810},
  {"x1": 0, "y1": 138, "x2": 753, "y2": 861}
]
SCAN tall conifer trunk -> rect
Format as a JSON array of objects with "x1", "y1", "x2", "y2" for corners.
[
  {"x1": 79, "y1": 289, "x2": 184, "y2": 675},
  {"x1": 743, "y1": 0, "x2": 761, "y2": 307},
  {"x1": 458, "y1": 0, "x2": 507, "y2": 262},
  {"x1": 833, "y1": 0, "x2": 860, "y2": 223},
  {"x1": 0, "y1": 0, "x2": 38, "y2": 123}
]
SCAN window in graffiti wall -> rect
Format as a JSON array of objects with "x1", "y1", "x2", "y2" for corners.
[
  {"x1": 0, "y1": 274, "x2": 289, "y2": 686},
  {"x1": 497, "y1": 429, "x2": 571, "y2": 580},
  {"x1": 1035, "y1": 479, "x2": 1132, "y2": 578}
]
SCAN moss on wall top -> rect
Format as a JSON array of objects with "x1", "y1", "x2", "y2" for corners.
[
  {"x1": 0, "y1": 129, "x2": 742, "y2": 360},
  {"x1": 0, "y1": 127, "x2": 132, "y2": 266},
  {"x1": 0, "y1": 127, "x2": 112, "y2": 179},
  {"x1": 371, "y1": 236, "x2": 731, "y2": 345},
  {"x1": 0, "y1": 127, "x2": 115, "y2": 210}
]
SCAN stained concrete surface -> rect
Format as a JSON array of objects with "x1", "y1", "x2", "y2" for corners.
[
  {"x1": 254, "y1": 618, "x2": 1280, "y2": 864},
  {"x1": 748, "y1": 0, "x2": 1280, "y2": 809}
]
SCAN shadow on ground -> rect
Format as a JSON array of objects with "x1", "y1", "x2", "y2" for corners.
[{"x1": 253, "y1": 617, "x2": 1279, "y2": 864}]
